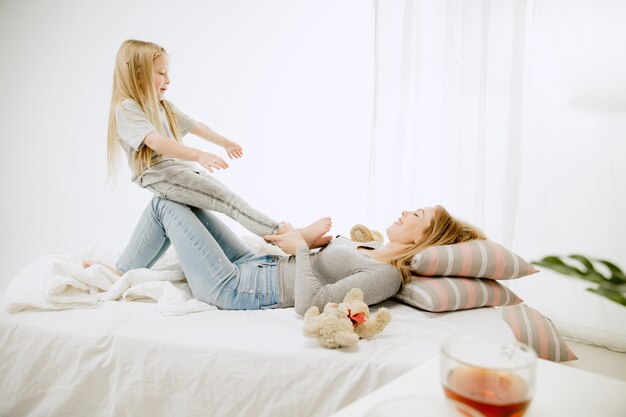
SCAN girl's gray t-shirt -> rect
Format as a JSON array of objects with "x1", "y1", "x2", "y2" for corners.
[{"x1": 115, "y1": 99, "x2": 199, "y2": 186}]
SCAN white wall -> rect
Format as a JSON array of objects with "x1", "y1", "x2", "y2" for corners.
[
  {"x1": 0, "y1": 0, "x2": 374, "y2": 287},
  {"x1": 2, "y1": 0, "x2": 625, "y2": 293}
]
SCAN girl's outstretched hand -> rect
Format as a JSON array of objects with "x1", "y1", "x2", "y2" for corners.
[
  {"x1": 264, "y1": 223, "x2": 307, "y2": 255},
  {"x1": 197, "y1": 152, "x2": 229, "y2": 173},
  {"x1": 224, "y1": 141, "x2": 243, "y2": 159}
]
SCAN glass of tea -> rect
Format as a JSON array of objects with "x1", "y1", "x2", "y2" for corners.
[
  {"x1": 440, "y1": 334, "x2": 537, "y2": 417},
  {"x1": 365, "y1": 395, "x2": 486, "y2": 417}
]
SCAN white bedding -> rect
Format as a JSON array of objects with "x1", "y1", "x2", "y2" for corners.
[
  {"x1": 2, "y1": 245, "x2": 215, "y2": 315},
  {"x1": 0, "y1": 243, "x2": 516, "y2": 417},
  {"x1": 0, "y1": 296, "x2": 514, "y2": 417}
]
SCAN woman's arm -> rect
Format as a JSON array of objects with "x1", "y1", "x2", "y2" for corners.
[
  {"x1": 264, "y1": 227, "x2": 400, "y2": 315},
  {"x1": 190, "y1": 122, "x2": 243, "y2": 159},
  {"x1": 144, "y1": 131, "x2": 229, "y2": 173},
  {"x1": 292, "y1": 247, "x2": 399, "y2": 316}
]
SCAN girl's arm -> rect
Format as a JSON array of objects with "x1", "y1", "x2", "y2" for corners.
[
  {"x1": 191, "y1": 122, "x2": 243, "y2": 159},
  {"x1": 144, "y1": 131, "x2": 229, "y2": 173}
]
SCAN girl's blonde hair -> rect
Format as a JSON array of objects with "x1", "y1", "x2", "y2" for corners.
[
  {"x1": 388, "y1": 205, "x2": 487, "y2": 285},
  {"x1": 107, "y1": 39, "x2": 183, "y2": 180}
]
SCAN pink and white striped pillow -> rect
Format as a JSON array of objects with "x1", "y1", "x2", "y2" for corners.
[
  {"x1": 499, "y1": 303, "x2": 577, "y2": 362},
  {"x1": 394, "y1": 276, "x2": 523, "y2": 312},
  {"x1": 411, "y1": 240, "x2": 538, "y2": 280}
]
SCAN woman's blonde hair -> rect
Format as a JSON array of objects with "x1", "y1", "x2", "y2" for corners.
[
  {"x1": 388, "y1": 205, "x2": 487, "y2": 285},
  {"x1": 107, "y1": 39, "x2": 183, "y2": 180}
]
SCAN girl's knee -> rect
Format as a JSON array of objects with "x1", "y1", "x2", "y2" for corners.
[
  {"x1": 150, "y1": 196, "x2": 164, "y2": 209},
  {"x1": 151, "y1": 196, "x2": 185, "y2": 213}
]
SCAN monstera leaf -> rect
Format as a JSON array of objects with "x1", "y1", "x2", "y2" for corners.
[{"x1": 532, "y1": 255, "x2": 626, "y2": 307}]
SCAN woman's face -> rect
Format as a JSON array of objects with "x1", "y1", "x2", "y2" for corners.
[
  {"x1": 153, "y1": 53, "x2": 170, "y2": 100},
  {"x1": 386, "y1": 207, "x2": 436, "y2": 245}
]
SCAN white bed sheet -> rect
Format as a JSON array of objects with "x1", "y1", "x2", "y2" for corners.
[{"x1": 0, "y1": 296, "x2": 514, "y2": 417}]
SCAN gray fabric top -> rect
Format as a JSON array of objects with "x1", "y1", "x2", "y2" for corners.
[
  {"x1": 277, "y1": 236, "x2": 402, "y2": 315},
  {"x1": 115, "y1": 99, "x2": 199, "y2": 186}
]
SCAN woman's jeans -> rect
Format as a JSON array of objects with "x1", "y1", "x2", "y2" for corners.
[{"x1": 116, "y1": 197, "x2": 280, "y2": 310}]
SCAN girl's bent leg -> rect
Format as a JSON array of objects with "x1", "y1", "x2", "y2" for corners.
[
  {"x1": 148, "y1": 197, "x2": 241, "y2": 305},
  {"x1": 147, "y1": 171, "x2": 281, "y2": 237},
  {"x1": 116, "y1": 199, "x2": 171, "y2": 273}
]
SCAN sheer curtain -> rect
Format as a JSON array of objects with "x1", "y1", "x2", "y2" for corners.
[{"x1": 368, "y1": 0, "x2": 626, "y2": 267}]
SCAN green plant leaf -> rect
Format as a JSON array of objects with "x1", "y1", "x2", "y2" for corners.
[
  {"x1": 532, "y1": 256, "x2": 585, "y2": 277},
  {"x1": 596, "y1": 259, "x2": 626, "y2": 285},
  {"x1": 569, "y1": 254, "x2": 597, "y2": 272},
  {"x1": 587, "y1": 287, "x2": 626, "y2": 307},
  {"x1": 567, "y1": 254, "x2": 608, "y2": 284},
  {"x1": 533, "y1": 254, "x2": 626, "y2": 308},
  {"x1": 533, "y1": 256, "x2": 605, "y2": 284}
]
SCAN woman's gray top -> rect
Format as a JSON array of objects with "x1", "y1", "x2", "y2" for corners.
[{"x1": 277, "y1": 236, "x2": 402, "y2": 315}]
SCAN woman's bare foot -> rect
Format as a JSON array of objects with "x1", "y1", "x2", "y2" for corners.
[
  {"x1": 308, "y1": 234, "x2": 333, "y2": 249},
  {"x1": 287, "y1": 217, "x2": 332, "y2": 249},
  {"x1": 82, "y1": 259, "x2": 123, "y2": 277}
]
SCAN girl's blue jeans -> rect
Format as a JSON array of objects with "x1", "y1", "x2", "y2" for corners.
[{"x1": 116, "y1": 197, "x2": 280, "y2": 310}]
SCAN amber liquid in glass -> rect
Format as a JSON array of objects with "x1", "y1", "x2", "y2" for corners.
[{"x1": 443, "y1": 366, "x2": 530, "y2": 417}]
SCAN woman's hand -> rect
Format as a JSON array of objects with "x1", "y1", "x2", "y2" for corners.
[
  {"x1": 264, "y1": 223, "x2": 307, "y2": 255},
  {"x1": 224, "y1": 141, "x2": 243, "y2": 159},
  {"x1": 197, "y1": 152, "x2": 229, "y2": 173}
]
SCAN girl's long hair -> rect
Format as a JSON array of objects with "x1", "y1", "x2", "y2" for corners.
[
  {"x1": 388, "y1": 205, "x2": 487, "y2": 285},
  {"x1": 107, "y1": 39, "x2": 183, "y2": 181}
]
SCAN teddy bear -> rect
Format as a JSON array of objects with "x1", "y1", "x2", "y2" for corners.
[
  {"x1": 303, "y1": 288, "x2": 392, "y2": 349},
  {"x1": 350, "y1": 224, "x2": 384, "y2": 244}
]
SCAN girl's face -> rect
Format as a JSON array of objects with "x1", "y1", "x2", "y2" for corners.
[
  {"x1": 386, "y1": 207, "x2": 436, "y2": 245},
  {"x1": 153, "y1": 54, "x2": 170, "y2": 100}
]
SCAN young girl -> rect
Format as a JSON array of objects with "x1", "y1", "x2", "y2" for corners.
[{"x1": 107, "y1": 39, "x2": 330, "y2": 246}]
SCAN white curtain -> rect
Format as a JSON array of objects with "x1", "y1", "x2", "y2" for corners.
[{"x1": 368, "y1": 0, "x2": 626, "y2": 266}]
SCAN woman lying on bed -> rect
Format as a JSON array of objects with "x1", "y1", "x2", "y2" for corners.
[{"x1": 86, "y1": 197, "x2": 485, "y2": 315}]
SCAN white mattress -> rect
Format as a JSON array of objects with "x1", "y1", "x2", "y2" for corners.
[{"x1": 0, "y1": 296, "x2": 514, "y2": 417}]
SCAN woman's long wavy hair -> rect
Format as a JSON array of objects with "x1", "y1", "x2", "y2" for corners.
[
  {"x1": 388, "y1": 205, "x2": 487, "y2": 285},
  {"x1": 107, "y1": 39, "x2": 183, "y2": 180}
]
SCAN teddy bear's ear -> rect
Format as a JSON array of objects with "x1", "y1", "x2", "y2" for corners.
[
  {"x1": 322, "y1": 302, "x2": 338, "y2": 313},
  {"x1": 350, "y1": 224, "x2": 383, "y2": 243},
  {"x1": 350, "y1": 224, "x2": 375, "y2": 242},
  {"x1": 336, "y1": 303, "x2": 350, "y2": 315},
  {"x1": 345, "y1": 288, "x2": 364, "y2": 301}
]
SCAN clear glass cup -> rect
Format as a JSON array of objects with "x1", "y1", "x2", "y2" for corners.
[
  {"x1": 365, "y1": 394, "x2": 485, "y2": 417},
  {"x1": 440, "y1": 334, "x2": 537, "y2": 417}
]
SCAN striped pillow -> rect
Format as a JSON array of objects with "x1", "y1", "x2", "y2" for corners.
[
  {"x1": 411, "y1": 240, "x2": 538, "y2": 280},
  {"x1": 499, "y1": 303, "x2": 577, "y2": 362},
  {"x1": 394, "y1": 276, "x2": 523, "y2": 312}
]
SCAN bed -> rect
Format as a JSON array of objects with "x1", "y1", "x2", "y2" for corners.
[
  {"x1": 0, "y1": 296, "x2": 514, "y2": 417},
  {"x1": 0, "y1": 241, "x2": 552, "y2": 417}
]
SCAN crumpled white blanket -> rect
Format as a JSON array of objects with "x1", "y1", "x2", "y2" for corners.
[{"x1": 2, "y1": 245, "x2": 216, "y2": 315}]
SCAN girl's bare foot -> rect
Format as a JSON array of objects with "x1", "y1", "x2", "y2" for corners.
[
  {"x1": 82, "y1": 259, "x2": 123, "y2": 277},
  {"x1": 290, "y1": 217, "x2": 332, "y2": 248}
]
